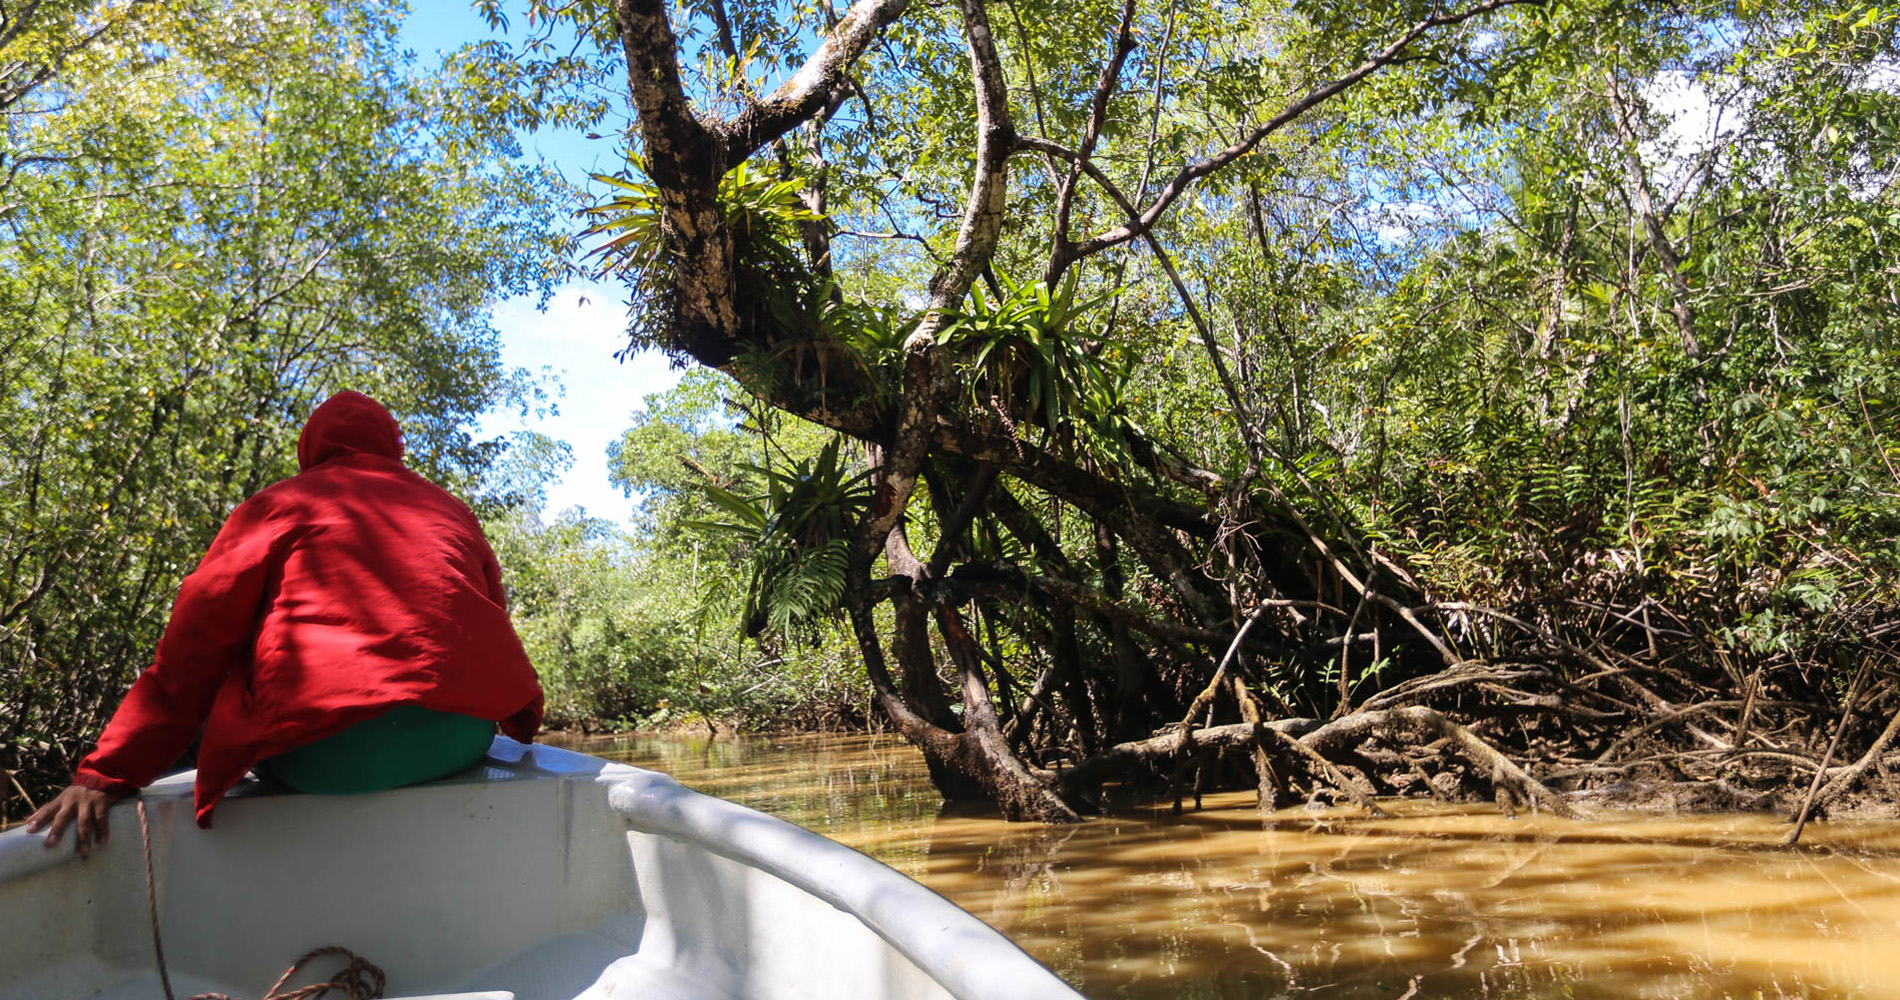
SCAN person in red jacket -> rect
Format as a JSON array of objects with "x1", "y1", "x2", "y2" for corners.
[{"x1": 26, "y1": 391, "x2": 544, "y2": 855}]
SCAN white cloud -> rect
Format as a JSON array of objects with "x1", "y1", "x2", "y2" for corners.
[
  {"x1": 1864, "y1": 54, "x2": 1900, "y2": 93},
  {"x1": 1370, "y1": 198, "x2": 1445, "y2": 245},
  {"x1": 1638, "y1": 70, "x2": 1745, "y2": 196},
  {"x1": 478, "y1": 280, "x2": 683, "y2": 526}
]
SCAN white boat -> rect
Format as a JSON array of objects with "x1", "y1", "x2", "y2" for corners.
[{"x1": 0, "y1": 738, "x2": 1086, "y2": 1000}]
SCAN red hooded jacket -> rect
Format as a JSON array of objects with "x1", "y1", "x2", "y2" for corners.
[{"x1": 73, "y1": 392, "x2": 545, "y2": 826}]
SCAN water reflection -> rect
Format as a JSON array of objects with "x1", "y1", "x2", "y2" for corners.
[{"x1": 561, "y1": 731, "x2": 1900, "y2": 1000}]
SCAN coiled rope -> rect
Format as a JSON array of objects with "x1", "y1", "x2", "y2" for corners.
[{"x1": 138, "y1": 799, "x2": 386, "y2": 1000}]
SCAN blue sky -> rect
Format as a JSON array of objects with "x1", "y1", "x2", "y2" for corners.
[{"x1": 401, "y1": 0, "x2": 681, "y2": 526}]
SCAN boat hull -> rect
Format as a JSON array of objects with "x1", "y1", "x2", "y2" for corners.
[{"x1": 0, "y1": 739, "x2": 1084, "y2": 1000}]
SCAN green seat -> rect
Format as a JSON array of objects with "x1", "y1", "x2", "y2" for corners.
[{"x1": 256, "y1": 704, "x2": 496, "y2": 795}]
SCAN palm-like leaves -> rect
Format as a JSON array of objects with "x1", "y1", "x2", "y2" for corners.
[
  {"x1": 578, "y1": 171, "x2": 669, "y2": 287},
  {"x1": 685, "y1": 437, "x2": 874, "y2": 640},
  {"x1": 939, "y1": 274, "x2": 1144, "y2": 465},
  {"x1": 580, "y1": 157, "x2": 821, "y2": 292}
]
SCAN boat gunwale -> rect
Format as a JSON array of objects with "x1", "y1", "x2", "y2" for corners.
[{"x1": 606, "y1": 766, "x2": 1085, "y2": 1000}]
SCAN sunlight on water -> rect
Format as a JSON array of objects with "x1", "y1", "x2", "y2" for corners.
[{"x1": 560, "y1": 732, "x2": 1900, "y2": 1000}]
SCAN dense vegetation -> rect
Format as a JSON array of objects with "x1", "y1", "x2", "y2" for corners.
[
  {"x1": 0, "y1": 0, "x2": 571, "y2": 820},
  {"x1": 484, "y1": 0, "x2": 1900, "y2": 825},
  {"x1": 484, "y1": 383, "x2": 870, "y2": 734},
  {"x1": 6, "y1": 0, "x2": 1900, "y2": 833}
]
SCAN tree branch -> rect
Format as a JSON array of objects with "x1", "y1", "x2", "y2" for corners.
[
  {"x1": 927, "y1": 0, "x2": 1015, "y2": 306},
  {"x1": 1604, "y1": 69, "x2": 1700, "y2": 358},
  {"x1": 853, "y1": 0, "x2": 1016, "y2": 579},
  {"x1": 722, "y1": 0, "x2": 914, "y2": 162},
  {"x1": 613, "y1": 0, "x2": 736, "y2": 360},
  {"x1": 927, "y1": 464, "x2": 998, "y2": 578},
  {"x1": 1044, "y1": 0, "x2": 1137, "y2": 283},
  {"x1": 1070, "y1": 0, "x2": 1546, "y2": 261}
]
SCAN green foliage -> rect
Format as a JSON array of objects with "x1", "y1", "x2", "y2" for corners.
[
  {"x1": 1285, "y1": 0, "x2": 1900, "y2": 665},
  {"x1": 578, "y1": 169, "x2": 672, "y2": 297},
  {"x1": 486, "y1": 494, "x2": 872, "y2": 732},
  {"x1": 484, "y1": 431, "x2": 576, "y2": 514},
  {"x1": 480, "y1": 373, "x2": 878, "y2": 732},
  {"x1": 580, "y1": 156, "x2": 824, "y2": 357},
  {"x1": 0, "y1": 0, "x2": 169, "y2": 114},
  {"x1": 588, "y1": 370, "x2": 871, "y2": 726},
  {"x1": 9, "y1": 0, "x2": 1883, "y2": 781},
  {"x1": 440, "y1": 0, "x2": 1900, "y2": 814},
  {"x1": 0, "y1": 0, "x2": 568, "y2": 813},
  {"x1": 485, "y1": 509, "x2": 665, "y2": 726},
  {"x1": 687, "y1": 438, "x2": 875, "y2": 641},
  {"x1": 825, "y1": 298, "x2": 913, "y2": 404},
  {"x1": 581, "y1": 156, "x2": 819, "y2": 291},
  {"x1": 938, "y1": 275, "x2": 1145, "y2": 465}
]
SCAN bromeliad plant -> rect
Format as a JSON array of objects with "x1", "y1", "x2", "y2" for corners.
[
  {"x1": 939, "y1": 274, "x2": 1144, "y2": 466},
  {"x1": 685, "y1": 437, "x2": 874, "y2": 642},
  {"x1": 581, "y1": 157, "x2": 823, "y2": 353},
  {"x1": 581, "y1": 156, "x2": 821, "y2": 279}
]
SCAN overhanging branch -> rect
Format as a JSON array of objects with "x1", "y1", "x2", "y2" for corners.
[
  {"x1": 722, "y1": 0, "x2": 914, "y2": 162},
  {"x1": 1069, "y1": 0, "x2": 1547, "y2": 261}
]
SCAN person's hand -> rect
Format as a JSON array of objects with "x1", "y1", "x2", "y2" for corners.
[{"x1": 23, "y1": 785, "x2": 124, "y2": 857}]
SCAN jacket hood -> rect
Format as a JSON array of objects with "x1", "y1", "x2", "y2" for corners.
[{"x1": 297, "y1": 391, "x2": 405, "y2": 471}]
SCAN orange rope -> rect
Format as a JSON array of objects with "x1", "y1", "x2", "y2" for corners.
[
  {"x1": 186, "y1": 946, "x2": 385, "y2": 1000},
  {"x1": 138, "y1": 800, "x2": 177, "y2": 1000},
  {"x1": 138, "y1": 799, "x2": 386, "y2": 1000}
]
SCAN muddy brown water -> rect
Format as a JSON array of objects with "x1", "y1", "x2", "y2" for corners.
[{"x1": 558, "y1": 731, "x2": 1900, "y2": 1000}]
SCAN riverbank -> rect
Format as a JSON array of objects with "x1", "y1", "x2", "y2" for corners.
[{"x1": 551, "y1": 710, "x2": 1900, "y2": 829}]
